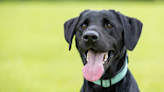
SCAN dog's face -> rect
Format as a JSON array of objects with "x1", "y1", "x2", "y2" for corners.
[
  {"x1": 64, "y1": 10, "x2": 142, "y2": 82},
  {"x1": 75, "y1": 10, "x2": 121, "y2": 52}
]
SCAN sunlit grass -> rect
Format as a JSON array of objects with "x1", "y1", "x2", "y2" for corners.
[{"x1": 0, "y1": 1, "x2": 164, "y2": 92}]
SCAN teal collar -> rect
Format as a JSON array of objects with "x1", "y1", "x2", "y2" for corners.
[{"x1": 92, "y1": 57, "x2": 128, "y2": 88}]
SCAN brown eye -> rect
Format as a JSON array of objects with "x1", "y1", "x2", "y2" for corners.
[
  {"x1": 82, "y1": 24, "x2": 87, "y2": 29},
  {"x1": 107, "y1": 23, "x2": 112, "y2": 28}
]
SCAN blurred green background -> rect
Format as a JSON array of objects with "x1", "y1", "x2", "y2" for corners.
[{"x1": 0, "y1": 1, "x2": 164, "y2": 92}]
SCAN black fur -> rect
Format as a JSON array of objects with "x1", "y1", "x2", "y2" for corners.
[{"x1": 64, "y1": 10, "x2": 142, "y2": 92}]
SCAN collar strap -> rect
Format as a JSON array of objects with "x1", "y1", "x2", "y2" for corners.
[{"x1": 92, "y1": 57, "x2": 128, "y2": 88}]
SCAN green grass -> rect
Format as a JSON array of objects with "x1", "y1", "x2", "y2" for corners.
[{"x1": 0, "y1": 1, "x2": 164, "y2": 92}]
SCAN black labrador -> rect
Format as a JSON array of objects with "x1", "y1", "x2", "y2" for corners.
[{"x1": 64, "y1": 10, "x2": 142, "y2": 92}]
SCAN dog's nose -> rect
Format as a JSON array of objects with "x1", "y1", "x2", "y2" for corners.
[{"x1": 83, "y1": 31, "x2": 99, "y2": 42}]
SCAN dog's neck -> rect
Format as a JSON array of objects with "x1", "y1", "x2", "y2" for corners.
[{"x1": 116, "y1": 50, "x2": 127, "y2": 74}]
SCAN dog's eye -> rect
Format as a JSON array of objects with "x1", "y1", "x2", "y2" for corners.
[
  {"x1": 107, "y1": 23, "x2": 112, "y2": 28},
  {"x1": 81, "y1": 24, "x2": 87, "y2": 29}
]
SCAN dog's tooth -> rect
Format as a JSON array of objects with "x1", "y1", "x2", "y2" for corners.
[
  {"x1": 104, "y1": 52, "x2": 108, "y2": 61},
  {"x1": 87, "y1": 52, "x2": 89, "y2": 61}
]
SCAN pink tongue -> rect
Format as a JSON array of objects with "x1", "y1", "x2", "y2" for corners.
[{"x1": 82, "y1": 49, "x2": 105, "y2": 81}]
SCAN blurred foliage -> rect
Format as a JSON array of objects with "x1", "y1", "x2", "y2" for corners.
[{"x1": 0, "y1": 1, "x2": 164, "y2": 92}]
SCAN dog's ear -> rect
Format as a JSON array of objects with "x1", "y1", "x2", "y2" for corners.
[
  {"x1": 64, "y1": 10, "x2": 90, "y2": 50},
  {"x1": 118, "y1": 12, "x2": 143, "y2": 51},
  {"x1": 64, "y1": 17, "x2": 79, "y2": 50}
]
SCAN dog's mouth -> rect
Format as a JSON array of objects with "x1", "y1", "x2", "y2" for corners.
[
  {"x1": 82, "y1": 49, "x2": 114, "y2": 81},
  {"x1": 84, "y1": 49, "x2": 114, "y2": 68}
]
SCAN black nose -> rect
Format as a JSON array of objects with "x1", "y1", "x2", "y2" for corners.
[{"x1": 83, "y1": 31, "x2": 99, "y2": 42}]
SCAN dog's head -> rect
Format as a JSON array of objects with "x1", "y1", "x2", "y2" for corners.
[{"x1": 64, "y1": 10, "x2": 142, "y2": 81}]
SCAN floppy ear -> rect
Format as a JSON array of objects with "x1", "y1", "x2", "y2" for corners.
[
  {"x1": 64, "y1": 10, "x2": 90, "y2": 50},
  {"x1": 64, "y1": 17, "x2": 79, "y2": 50},
  {"x1": 118, "y1": 12, "x2": 143, "y2": 51}
]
